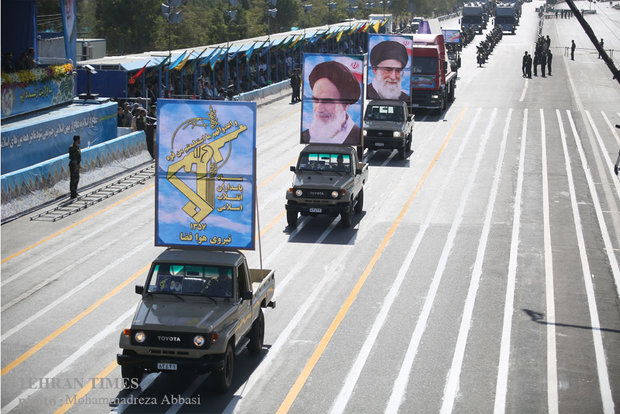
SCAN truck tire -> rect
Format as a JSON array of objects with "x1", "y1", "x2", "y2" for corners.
[
  {"x1": 340, "y1": 204, "x2": 353, "y2": 228},
  {"x1": 248, "y1": 309, "x2": 264, "y2": 356},
  {"x1": 354, "y1": 189, "x2": 364, "y2": 214},
  {"x1": 213, "y1": 343, "x2": 234, "y2": 393},
  {"x1": 121, "y1": 351, "x2": 143, "y2": 389},
  {"x1": 286, "y1": 210, "x2": 298, "y2": 227},
  {"x1": 406, "y1": 134, "x2": 412, "y2": 152},
  {"x1": 398, "y1": 143, "x2": 406, "y2": 159}
]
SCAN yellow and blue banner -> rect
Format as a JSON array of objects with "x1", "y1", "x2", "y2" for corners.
[{"x1": 156, "y1": 99, "x2": 257, "y2": 250}]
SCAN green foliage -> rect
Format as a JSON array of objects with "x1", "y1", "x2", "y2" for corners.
[{"x1": 72, "y1": 0, "x2": 461, "y2": 55}]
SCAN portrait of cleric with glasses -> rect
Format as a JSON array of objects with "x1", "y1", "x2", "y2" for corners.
[{"x1": 367, "y1": 37, "x2": 411, "y2": 102}]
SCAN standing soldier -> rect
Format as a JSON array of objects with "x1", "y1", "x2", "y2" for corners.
[
  {"x1": 540, "y1": 49, "x2": 547, "y2": 77},
  {"x1": 526, "y1": 52, "x2": 532, "y2": 78},
  {"x1": 522, "y1": 51, "x2": 529, "y2": 77},
  {"x1": 547, "y1": 49, "x2": 553, "y2": 75},
  {"x1": 68, "y1": 135, "x2": 81, "y2": 199},
  {"x1": 571, "y1": 40, "x2": 576, "y2": 60},
  {"x1": 599, "y1": 38, "x2": 604, "y2": 58}
]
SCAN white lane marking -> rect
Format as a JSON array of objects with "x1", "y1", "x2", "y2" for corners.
[
  {"x1": 1, "y1": 203, "x2": 148, "y2": 287},
  {"x1": 163, "y1": 373, "x2": 210, "y2": 414},
  {"x1": 2, "y1": 307, "x2": 134, "y2": 413},
  {"x1": 440, "y1": 108, "x2": 510, "y2": 414},
  {"x1": 600, "y1": 110, "x2": 620, "y2": 147},
  {"x1": 1, "y1": 239, "x2": 151, "y2": 342},
  {"x1": 545, "y1": 110, "x2": 559, "y2": 414},
  {"x1": 1, "y1": 237, "x2": 120, "y2": 312},
  {"x1": 559, "y1": 110, "x2": 615, "y2": 414},
  {"x1": 223, "y1": 113, "x2": 437, "y2": 414},
  {"x1": 567, "y1": 110, "x2": 620, "y2": 298},
  {"x1": 385, "y1": 108, "x2": 488, "y2": 414},
  {"x1": 109, "y1": 373, "x2": 160, "y2": 413},
  {"x1": 330, "y1": 107, "x2": 486, "y2": 414},
  {"x1": 519, "y1": 78, "x2": 529, "y2": 102},
  {"x1": 222, "y1": 228, "x2": 350, "y2": 414},
  {"x1": 270, "y1": 220, "x2": 336, "y2": 299},
  {"x1": 493, "y1": 109, "x2": 527, "y2": 414},
  {"x1": 585, "y1": 110, "x2": 620, "y2": 199}
]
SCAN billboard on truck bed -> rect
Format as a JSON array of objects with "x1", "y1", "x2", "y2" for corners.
[
  {"x1": 156, "y1": 99, "x2": 256, "y2": 250},
  {"x1": 366, "y1": 34, "x2": 413, "y2": 104},
  {"x1": 300, "y1": 53, "x2": 364, "y2": 146}
]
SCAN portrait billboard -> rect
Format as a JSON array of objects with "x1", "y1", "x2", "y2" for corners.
[
  {"x1": 442, "y1": 29, "x2": 460, "y2": 44},
  {"x1": 156, "y1": 99, "x2": 256, "y2": 250},
  {"x1": 300, "y1": 53, "x2": 364, "y2": 146},
  {"x1": 366, "y1": 34, "x2": 412, "y2": 103}
]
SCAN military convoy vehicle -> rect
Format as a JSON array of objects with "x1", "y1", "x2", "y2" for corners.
[
  {"x1": 117, "y1": 249, "x2": 275, "y2": 393},
  {"x1": 286, "y1": 144, "x2": 368, "y2": 228}
]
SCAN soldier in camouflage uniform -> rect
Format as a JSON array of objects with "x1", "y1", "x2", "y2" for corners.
[{"x1": 68, "y1": 135, "x2": 81, "y2": 199}]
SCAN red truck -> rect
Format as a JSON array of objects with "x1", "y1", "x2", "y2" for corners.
[{"x1": 410, "y1": 34, "x2": 457, "y2": 113}]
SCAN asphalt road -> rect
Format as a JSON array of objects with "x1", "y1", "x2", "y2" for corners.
[{"x1": 2, "y1": 1, "x2": 619, "y2": 413}]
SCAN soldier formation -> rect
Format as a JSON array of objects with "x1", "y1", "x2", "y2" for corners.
[{"x1": 476, "y1": 27, "x2": 503, "y2": 66}]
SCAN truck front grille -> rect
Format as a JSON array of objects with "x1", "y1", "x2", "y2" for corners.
[{"x1": 130, "y1": 330, "x2": 210, "y2": 350}]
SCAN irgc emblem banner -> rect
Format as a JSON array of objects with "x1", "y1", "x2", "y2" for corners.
[{"x1": 156, "y1": 99, "x2": 256, "y2": 249}]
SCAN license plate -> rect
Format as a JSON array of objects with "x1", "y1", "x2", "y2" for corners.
[
  {"x1": 375, "y1": 142, "x2": 384, "y2": 147},
  {"x1": 157, "y1": 363, "x2": 177, "y2": 371},
  {"x1": 309, "y1": 208, "x2": 322, "y2": 213}
]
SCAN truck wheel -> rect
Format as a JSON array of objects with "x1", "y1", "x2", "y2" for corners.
[
  {"x1": 340, "y1": 204, "x2": 353, "y2": 228},
  {"x1": 213, "y1": 344, "x2": 234, "y2": 393},
  {"x1": 286, "y1": 210, "x2": 298, "y2": 227},
  {"x1": 354, "y1": 189, "x2": 364, "y2": 214},
  {"x1": 248, "y1": 309, "x2": 264, "y2": 356},
  {"x1": 398, "y1": 138, "x2": 407, "y2": 160},
  {"x1": 406, "y1": 134, "x2": 412, "y2": 152},
  {"x1": 121, "y1": 352, "x2": 143, "y2": 389}
]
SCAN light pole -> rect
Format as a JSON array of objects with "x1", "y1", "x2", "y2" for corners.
[
  {"x1": 161, "y1": 0, "x2": 183, "y2": 62},
  {"x1": 225, "y1": 0, "x2": 239, "y2": 49},
  {"x1": 266, "y1": 0, "x2": 278, "y2": 84},
  {"x1": 161, "y1": 0, "x2": 182, "y2": 98},
  {"x1": 267, "y1": 0, "x2": 278, "y2": 41},
  {"x1": 327, "y1": 2, "x2": 337, "y2": 26}
]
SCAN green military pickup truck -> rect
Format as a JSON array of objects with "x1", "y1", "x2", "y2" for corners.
[
  {"x1": 363, "y1": 100, "x2": 414, "y2": 160},
  {"x1": 117, "y1": 248, "x2": 275, "y2": 393},
  {"x1": 286, "y1": 144, "x2": 368, "y2": 228}
]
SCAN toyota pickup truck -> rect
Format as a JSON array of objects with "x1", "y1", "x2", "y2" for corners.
[
  {"x1": 117, "y1": 248, "x2": 275, "y2": 393},
  {"x1": 363, "y1": 100, "x2": 414, "y2": 159},
  {"x1": 286, "y1": 144, "x2": 368, "y2": 228}
]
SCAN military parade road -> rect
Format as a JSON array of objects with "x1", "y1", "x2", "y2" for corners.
[{"x1": 2, "y1": 1, "x2": 619, "y2": 413}]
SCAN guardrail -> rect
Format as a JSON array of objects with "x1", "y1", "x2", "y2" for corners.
[{"x1": 1, "y1": 130, "x2": 148, "y2": 213}]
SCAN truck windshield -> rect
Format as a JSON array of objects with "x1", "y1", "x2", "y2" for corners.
[
  {"x1": 147, "y1": 264, "x2": 233, "y2": 298},
  {"x1": 411, "y1": 57, "x2": 437, "y2": 75},
  {"x1": 462, "y1": 16, "x2": 481, "y2": 24},
  {"x1": 495, "y1": 16, "x2": 515, "y2": 23},
  {"x1": 298, "y1": 153, "x2": 351, "y2": 172},
  {"x1": 364, "y1": 105, "x2": 404, "y2": 122}
]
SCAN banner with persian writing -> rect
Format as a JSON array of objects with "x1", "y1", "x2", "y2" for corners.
[{"x1": 156, "y1": 99, "x2": 256, "y2": 250}]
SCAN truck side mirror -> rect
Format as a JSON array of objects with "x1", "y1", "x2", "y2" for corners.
[
  {"x1": 242, "y1": 291, "x2": 253, "y2": 301},
  {"x1": 290, "y1": 165, "x2": 296, "y2": 172},
  {"x1": 135, "y1": 285, "x2": 144, "y2": 294}
]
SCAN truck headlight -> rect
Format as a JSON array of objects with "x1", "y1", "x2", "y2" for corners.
[
  {"x1": 431, "y1": 94, "x2": 440, "y2": 99},
  {"x1": 193, "y1": 335, "x2": 205, "y2": 347},
  {"x1": 331, "y1": 190, "x2": 339, "y2": 198},
  {"x1": 393, "y1": 131, "x2": 402, "y2": 137},
  {"x1": 134, "y1": 331, "x2": 146, "y2": 343},
  {"x1": 295, "y1": 189, "x2": 303, "y2": 197}
]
